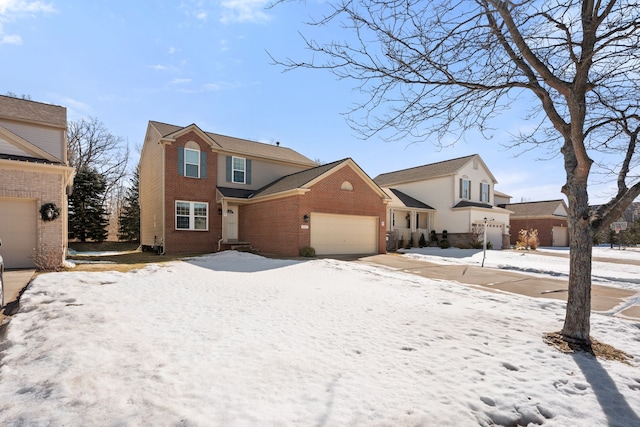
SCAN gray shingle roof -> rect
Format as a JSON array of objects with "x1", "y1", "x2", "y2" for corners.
[
  {"x1": 373, "y1": 155, "x2": 478, "y2": 186},
  {"x1": 149, "y1": 121, "x2": 316, "y2": 166},
  {"x1": 388, "y1": 188, "x2": 434, "y2": 210},
  {"x1": 217, "y1": 187, "x2": 254, "y2": 198},
  {"x1": 0, "y1": 95, "x2": 66, "y2": 128},
  {"x1": 501, "y1": 200, "x2": 567, "y2": 218},
  {"x1": 453, "y1": 200, "x2": 493, "y2": 209},
  {"x1": 251, "y1": 159, "x2": 349, "y2": 198}
]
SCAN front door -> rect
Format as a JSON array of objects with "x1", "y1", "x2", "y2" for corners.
[{"x1": 226, "y1": 205, "x2": 238, "y2": 241}]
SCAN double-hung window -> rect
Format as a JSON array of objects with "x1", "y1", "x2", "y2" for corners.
[
  {"x1": 232, "y1": 157, "x2": 246, "y2": 183},
  {"x1": 176, "y1": 201, "x2": 208, "y2": 230},
  {"x1": 184, "y1": 148, "x2": 200, "y2": 178},
  {"x1": 461, "y1": 178, "x2": 470, "y2": 199},
  {"x1": 480, "y1": 182, "x2": 490, "y2": 203}
]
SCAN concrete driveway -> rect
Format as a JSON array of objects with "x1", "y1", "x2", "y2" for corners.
[
  {"x1": 1, "y1": 269, "x2": 35, "y2": 322},
  {"x1": 358, "y1": 253, "x2": 640, "y2": 321}
]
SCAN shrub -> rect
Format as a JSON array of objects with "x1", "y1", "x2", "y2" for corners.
[
  {"x1": 442, "y1": 230, "x2": 448, "y2": 239},
  {"x1": 439, "y1": 239, "x2": 450, "y2": 249},
  {"x1": 456, "y1": 243, "x2": 471, "y2": 249},
  {"x1": 407, "y1": 236, "x2": 414, "y2": 249},
  {"x1": 516, "y1": 229, "x2": 539, "y2": 250},
  {"x1": 470, "y1": 242, "x2": 483, "y2": 249},
  {"x1": 299, "y1": 246, "x2": 316, "y2": 257},
  {"x1": 32, "y1": 248, "x2": 65, "y2": 271},
  {"x1": 419, "y1": 233, "x2": 427, "y2": 248},
  {"x1": 430, "y1": 230, "x2": 439, "y2": 245},
  {"x1": 398, "y1": 237, "x2": 404, "y2": 249}
]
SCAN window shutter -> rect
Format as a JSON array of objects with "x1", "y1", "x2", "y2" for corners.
[
  {"x1": 226, "y1": 156, "x2": 232, "y2": 182},
  {"x1": 459, "y1": 178, "x2": 462, "y2": 198},
  {"x1": 200, "y1": 151, "x2": 207, "y2": 178},
  {"x1": 178, "y1": 147, "x2": 184, "y2": 176},
  {"x1": 468, "y1": 181, "x2": 471, "y2": 199},
  {"x1": 479, "y1": 183, "x2": 482, "y2": 199},
  {"x1": 246, "y1": 159, "x2": 252, "y2": 185},
  {"x1": 488, "y1": 185, "x2": 491, "y2": 203}
]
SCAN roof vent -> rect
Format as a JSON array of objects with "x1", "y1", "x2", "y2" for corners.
[{"x1": 276, "y1": 141, "x2": 280, "y2": 147}]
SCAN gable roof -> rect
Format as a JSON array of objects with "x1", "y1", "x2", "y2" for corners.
[
  {"x1": 0, "y1": 95, "x2": 66, "y2": 128},
  {"x1": 501, "y1": 200, "x2": 568, "y2": 218},
  {"x1": 149, "y1": 121, "x2": 316, "y2": 166},
  {"x1": 373, "y1": 154, "x2": 495, "y2": 187},
  {"x1": 218, "y1": 158, "x2": 389, "y2": 201},
  {"x1": 387, "y1": 188, "x2": 434, "y2": 210}
]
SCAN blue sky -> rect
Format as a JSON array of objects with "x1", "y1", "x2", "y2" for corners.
[{"x1": 1, "y1": 0, "x2": 623, "y2": 204}]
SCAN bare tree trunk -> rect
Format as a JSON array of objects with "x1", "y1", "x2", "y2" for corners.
[{"x1": 562, "y1": 192, "x2": 593, "y2": 344}]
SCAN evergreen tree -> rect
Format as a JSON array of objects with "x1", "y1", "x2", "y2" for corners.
[
  {"x1": 118, "y1": 166, "x2": 140, "y2": 242},
  {"x1": 69, "y1": 168, "x2": 109, "y2": 242}
]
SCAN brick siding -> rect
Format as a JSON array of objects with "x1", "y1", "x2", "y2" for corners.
[
  {"x1": 0, "y1": 166, "x2": 67, "y2": 266},
  {"x1": 240, "y1": 164, "x2": 387, "y2": 257},
  {"x1": 163, "y1": 131, "x2": 221, "y2": 254},
  {"x1": 509, "y1": 218, "x2": 568, "y2": 246}
]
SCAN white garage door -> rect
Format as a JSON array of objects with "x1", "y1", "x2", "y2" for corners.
[
  {"x1": 0, "y1": 198, "x2": 37, "y2": 268},
  {"x1": 484, "y1": 223, "x2": 503, "y2": 250},
  {"x1": 310, "y1": 213, "x2": 378, "y2": 255}
]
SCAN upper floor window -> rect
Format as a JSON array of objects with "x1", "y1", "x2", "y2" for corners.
[
  {"x1": 232, "y1": 156, "x2": 246, "y2": 183},
  {"x1": 480, "y1": 182, "x2": 490, "y2": 203},
  {"x1": 176, "y1": 201, "x2": 208, "y2": 231},
  {"x1": 225, "y1": 155, "x2": 252, "y2": 185},
  {"x1": 460, "y1": 177, "x2": 470, "y2": 199},
  {"x1": 178, "y1": 142, "x2": 206, "y2": 179},
  {"x1": 185, "y1": 148, "x2": 200, "y2": 178}
]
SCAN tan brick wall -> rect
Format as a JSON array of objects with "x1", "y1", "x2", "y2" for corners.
[
  {"x1": 0, "y1": 165, "x2": 68, "y2": 267},
  {"x1": 163, "y1": 131, "x2": 221, "y2": 254},
  {"x1": 240, "y1": 164, "x2": 387, "y2": 257}
]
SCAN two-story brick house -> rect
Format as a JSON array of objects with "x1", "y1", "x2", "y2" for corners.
[
  {"x1": 0, "y1": 95, "x2": 74, "y2": 268},
  {"x1": 139, "y1": 121, "x2": 390, "y2": 257},
  {"x1": 374, "y1": 154, "x2": 512, "y2": 249}
]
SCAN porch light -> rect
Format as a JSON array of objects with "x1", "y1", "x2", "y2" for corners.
[{"x1": 303, "y1": 214, "x2": 310, "y2": 223}]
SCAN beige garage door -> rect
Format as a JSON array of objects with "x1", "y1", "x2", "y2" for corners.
[
  {"x1": 310, "y1": 213, "x2": 378, "y2": 255},
  {"x1": 552, "y1": 226, "x2": 569, "y2": 247},
  {"x1": 0, "y1": 198, "x2": 37, "y2": 268}
]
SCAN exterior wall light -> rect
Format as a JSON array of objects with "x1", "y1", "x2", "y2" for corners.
[{"x1": 303, "y1": 214, "x2": 310, "y2": 223}]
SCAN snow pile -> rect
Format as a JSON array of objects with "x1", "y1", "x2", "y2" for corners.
[{"x1": 0, "y1": 250, "x2": 639, "y2": 426}]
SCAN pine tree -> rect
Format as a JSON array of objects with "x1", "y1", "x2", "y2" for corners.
[
  {"x1": 118, "y1": 166, "x2": 140, "y2": 242},
  {"x1": 68, "y1": 168, "x2": 109, "y2": 242}
]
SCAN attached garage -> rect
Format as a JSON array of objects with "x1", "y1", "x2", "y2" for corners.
[
  {"x1": 0, "y1": 198, "x2": 37, "y2": 268},
  {"x1": 310, "y1": 212, "x2": 378, "y2": 255}
]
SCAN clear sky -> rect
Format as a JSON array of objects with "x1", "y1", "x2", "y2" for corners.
[{"x1": 0, "y1": 0, "x2": 625, "y2": 204}]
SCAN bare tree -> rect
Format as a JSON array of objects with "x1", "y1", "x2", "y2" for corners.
[
  {"x1": 67, "y1": 116, "x2": 129, "y2": 200},
  {"x1": 275, "y1": 0, "x2": 640, "y2": 347}
]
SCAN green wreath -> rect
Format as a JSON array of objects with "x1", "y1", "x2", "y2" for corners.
[{"x1": 40, "y1": 202, "x2": 61, "y2": 221}]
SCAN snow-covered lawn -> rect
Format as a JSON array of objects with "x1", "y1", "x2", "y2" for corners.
[{"x1": 1, "y1": 249, "x2": 639, "y2": 426}]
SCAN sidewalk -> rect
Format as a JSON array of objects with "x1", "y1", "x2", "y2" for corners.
[{"x1": 358, "y1": 254, "x2": 640, "y2": 320}]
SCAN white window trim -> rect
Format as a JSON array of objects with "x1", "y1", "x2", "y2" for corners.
[
  {"x1": 232, "y1": 156, "x2": 246, "y2": 184},
  {"x1": 480, "y1": 182, "x2": 490, "y2": 203},
  {"x1": 184, "y1": 148, "x2": 200, "y2": 178},
  {"x1": 461, "y1": 178, "x2": 470, "y2": 200},
  {"x1": 175, "y1": 200, "x2": 209, "y2": 231}
]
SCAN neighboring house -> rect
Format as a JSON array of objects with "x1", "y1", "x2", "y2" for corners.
[
  {"x1": 139, "y1": 121, "x2": 390, "y2": 257},
  {"x1": 501, "y1": 199, "x2": 569, "y2": 247},
  {"x1": 493, "y1": 190, "x2": 512, "y2": 207},
  {"x1": 0, "y1": 95, "x2": 74, "y2": 268},
  {"x1": 373, "y1": 154, "x2": 512, "y2": 249}
]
